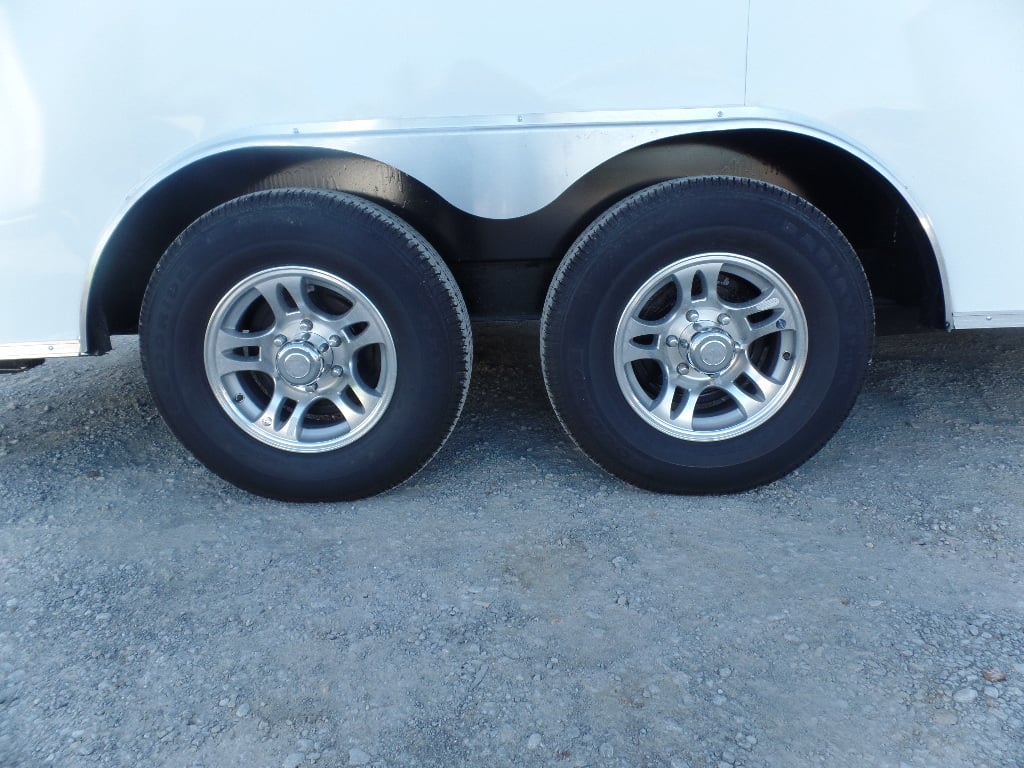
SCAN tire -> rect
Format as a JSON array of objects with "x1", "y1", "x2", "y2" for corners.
[
  {"x1": 140, "y1": 189, "x2": 471, "y2": 501},
  {"x1": 540, "y1": 176, "x2": 873, "y2": 493}
]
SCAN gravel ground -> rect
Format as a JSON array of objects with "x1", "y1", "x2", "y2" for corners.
[{"x1": 1, "y1": 326, "x2": 1022, "y2": 768}]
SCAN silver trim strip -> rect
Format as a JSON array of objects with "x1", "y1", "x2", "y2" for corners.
[
  {"x1": 0, "y1": 340, "x2": 81, "y2": 360},
  {"x1": 80, "y1": 107, "x2": 954, "y2": 350},
  {"x1": 951, "y1": 312, "x2": 1024, "y2": 330}
]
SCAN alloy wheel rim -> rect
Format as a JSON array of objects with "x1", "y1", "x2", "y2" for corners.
[
  {"x1": 203, "y1": 266, "x2": 396, "y2": 453},
  {"x1": 613, "y1": 253, "x2": 808, "y2": 441}
]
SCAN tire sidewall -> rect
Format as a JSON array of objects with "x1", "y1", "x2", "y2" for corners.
[
  {"x1": 142, "y1": 191, "x2": 467, "y2": 500},
  {"x1": 547, "y1": 180, "x2": 872, "y2": 489}
]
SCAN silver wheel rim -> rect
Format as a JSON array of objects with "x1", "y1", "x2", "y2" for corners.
[
  {"x1": 613, "y1": 253, "x2": 808, "y2": 442},
  {"x1": 203, "y1": 266, "x2": 396, "y2": 453}
]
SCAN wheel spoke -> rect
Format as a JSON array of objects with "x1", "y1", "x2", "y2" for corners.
[
  {"x1": 620, "y1": 315, "x2": 674, "y2": 364},
  {"x1": 622, "y1": 315, "x2": 670, "y2": 341},
  {"x1": 253, "y1": 391, "x2": 287, "y2": 435},
  {"x1": 347, "y1": 322, "x2": 388, "y2": 352},
  {"x1": 648, "y1": 379, "x2": 708, "y2": 429},
  {"x1": 216, "y1": 353, "x2": 274, "y2": 377},
  {"x1": 720, "y1": 381, "x2": 765, "y2": 418},
  {"x1": 621, "y1": 339, "x2": 661, "y2": 364},
  {"x1": 650, "y1": 384, "x2": 678, "y2": 423},
  {"x1": 277, "y1": 275, "x2": 327, "y2": 322},
  {"x1": 337, "y1": 302, "x2": 377, "y2": 332},
  {"x1": 743, "y1": 319, "x2": 782, "y2": 344},
  {"x1": 253, "y1": 390, "x2": 316, "y2": 442},
  {"x1": 349, "y1": 375, "x2": 384, "y2": 412},
  {"x1": 212, "y1": 328, "x2": 276, "y2": 377},
  {"x1": 277, "y1": 397, "x2": 315, "y2": 442},
  {"x1": 727, "y1": 287, "x2": 779, "y2": 315},
  {"x1": 214, "y1": 327, "x2": 273, "y2": 353},
  {"x1": 673, "y1": 260, "x2": 724, "y2": 306},
  {"x1": 335, "y1": 374, "x2": 384, "y2": 430},
  {"x1": 675, "y1": 389, "x2": 700, "y2": 431},
  {"x1": 742, "y1": 364, "x2": 783, "y2": 401},
  {"x1": 255, "y1": 281, "x2": 299, "y2": 324}
]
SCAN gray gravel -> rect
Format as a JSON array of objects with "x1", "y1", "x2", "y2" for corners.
[{"x1": 1, "y1": 325, "x2": 1023, "y2": 768}]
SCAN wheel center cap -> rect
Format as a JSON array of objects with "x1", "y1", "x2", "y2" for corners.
[
  {"x1": 276, "y1": 343, "x2": 323, "y2": 386},
  {"x1": 688, "y1": 330, "x2": 735, "y2": 374}
]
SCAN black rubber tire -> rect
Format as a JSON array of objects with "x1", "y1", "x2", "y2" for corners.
[
  {"x1": 540, "y1": 176, "x2": 873, "y2": 493},
  {"x1": 140, "y1": 189, "x2": 471, "y2": 501}
]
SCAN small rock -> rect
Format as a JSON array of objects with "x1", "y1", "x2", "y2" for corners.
[
  {"x1": 984, "y1": 686, "x2": 1000, "y2": 699},
  {"x1": 718, "y1": 668, "x2": 732, "y2": 678},
  {"x1": 867, "y1": 600, "x2": 883, "y2": 608},
  {"x1": 283, "y1": 754, "x2": 304, "y2": 768},
  {"x1": 599, "y1": 743, "x2": 614, "y2": 758},
  {"x1": 235, "y1": 703, "x2": 250, "y2": 717},
  {"x1": 349, "y1": 748, "x2": 371, "y2": 766},
  {"x1": 933, "y1": 711, "x2": 958, "y2": 726},
  {"x1": 982, "y1": 670, "x2": 1007, "y2": 683},
  {"x1": 527, "y1": 733, "x2": 542, "y2": 750},
  {"x1": 953, "y1": 688, "x2": 978, "y2": 704}
]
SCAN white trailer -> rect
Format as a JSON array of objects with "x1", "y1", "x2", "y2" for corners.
[{"x1": 1, "y1": 2, "x2": 1021, "y2": 500}]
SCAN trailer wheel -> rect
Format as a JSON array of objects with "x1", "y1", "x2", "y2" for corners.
[
  {"x1": 540, "y1": 177, "x2": 873, "y2": 493},
  {"x1": 140, "y1": 189, "x2": 471, "y2": 501}
]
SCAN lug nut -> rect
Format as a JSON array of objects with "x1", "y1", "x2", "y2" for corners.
[
  {"x1": 776, "y1": 319, "x2": 787, "y2": 330},
  {"x1": 317, "y1": 342, "x2": 330, "y2": 354},
  {"x1": 303, "y1": 383, "x2": 318, "y2": 393},
  {"x1": 331, "y1": 366, "x2": 345, "y2": 377},
  {"x1": 298, "y1": 332, "x2": 311, "y2": 342},
  {"x1": 717, "y1": 313, "x2": 730, "y2": 326},
  {"x1": 666, "y1": 335, "x2": 679, "y2": 347},
  {"x1": 299, "y1": 319, "x2": 313, "y2": 332},
  {"x1": 679, "y1": 339, "x2": 689, "y2": 350},
  {"x1": 676, "y1": 363, "x2": 689, "y2": 375},
  {"x1": 685, "y1": 310, "x2": 700, "y2": 322},
  {"x1": 328, "y1": 335, "x2": 342, "y2": 347},
  {"x1": 273, "y1": 334, "x2": 287, "y2": 347},
  {"x1": 261, "y1": 417, "x2": 272, "y2": 426}
]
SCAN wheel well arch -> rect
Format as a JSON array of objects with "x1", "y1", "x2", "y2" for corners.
[
  {"x1": 85, "y1": 127, "x2": 945, "y2": 352},
  {"x1": 528, "y1": 128, "x2": 946, "y2": 333},
  {"x1": 696, "y1": 129, "x2": 947, "y2": 333},
  {"x1": 84, "y1": 146, "x2": 445, "y2": 352}
]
